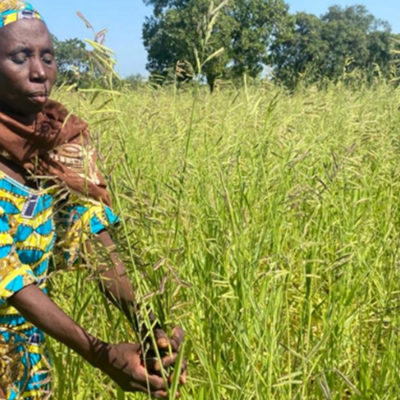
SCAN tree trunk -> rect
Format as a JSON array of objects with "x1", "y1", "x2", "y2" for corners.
[{"x1": 207, "y1": 75, "x2": 216, "y2": 93}]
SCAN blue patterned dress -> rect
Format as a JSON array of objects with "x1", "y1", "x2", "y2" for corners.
[{"x1": 0, "y1": 170, "x2": 118, "y2": 399}]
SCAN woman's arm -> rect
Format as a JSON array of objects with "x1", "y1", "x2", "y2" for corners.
[
  {"x1": 89, "y1": 230, "x2": 186, "y2": 356},
  {"x1": 89, "y1": 230, "x2": 138, "y2": 326},
  {"x1": 8, "y1": 284, "x2": 180, "y2": 397}
]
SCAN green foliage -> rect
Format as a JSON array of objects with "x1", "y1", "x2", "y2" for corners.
[
  {"x1": 143, "y1": 0, "x2": 231, "y2": 90},
  {"x1": 52, "y1": 29, "x2": 117, "y2": 89},
  {"x1": 142, "y1": 0, "x2": 289, "y2": 90},
  {"x1": 123, "y1": 74, "x2": 147, "y2": 90},
  {"x1": 52, "y1": 35, "x2": 91, "y2": 87},
  {"x1": 50, "y1": 81, "x2": 400, "y2": 399},
  {"x1": 271, "y1": 5, "x2": 399, "y2": 88},
  {"x1": 229, "y1": 0, "x2": 288, "y2": 78}
]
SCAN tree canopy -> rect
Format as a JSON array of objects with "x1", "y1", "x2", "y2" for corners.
[
  {"x1": 52, "y1": 36, "x2": 90, "y2": 86},
  {"x1": 270, "y1": 5, "x2": 398, "y2": 87},
  {"x1": 52, "y1": 35, "x2": 118, "y2": 88},
  {"x1": 142, "y1": 0, "x2": 289, "y2": 90},
  {"x1": 52, "y1": 2, "x2": 400, "y2": 90},
  {"x1": 142, "y1": 2, "x2": 400, "y2": 89}
]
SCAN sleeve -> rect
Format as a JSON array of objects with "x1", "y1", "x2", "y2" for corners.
[
  {"x1": 0, "y1": 208, "x2": 37, "y2": 303},
  {"x1": 57, "y1": 195, "x2": 120, "y2": 267}
]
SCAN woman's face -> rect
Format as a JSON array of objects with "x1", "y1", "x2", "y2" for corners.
[{"x1": 0, "y1": 19, "x2": 57, "y2": 121}]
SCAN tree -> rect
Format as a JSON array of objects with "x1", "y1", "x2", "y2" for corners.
[
  {"x1": 270, "y1": 5, "x2": 397, "y2": 87},
  {"x1": 52, "y1": 36, "x2": 91, "y2": 86},
  {"x1": 142, "y1": 0, "x2": 289, "y2": 91},
  {"x1": 229, "y1": 0, "x2": 288, "y2": 78},
  {"x1": 143, "y1": 0, "x2": 232, "y2": 91},
  {"x1": 124, "y1": 73, "x2": 147, "y2": 89}
]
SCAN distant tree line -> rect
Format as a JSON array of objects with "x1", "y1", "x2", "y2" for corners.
[
  {"x1": 142, "y1": 1, "x2": 400, "y2": 89},
  {"x1": 52, "y1": 1, "x2": 400, "y2": 90},
  {"x1": 271, "y1": 5, "x2": 400, "y2": 87},
  {"x1": 52, "y1": 35, "x2": 147, "y2": 89}
]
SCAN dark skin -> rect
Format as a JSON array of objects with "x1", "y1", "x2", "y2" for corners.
[
  {"x1": 0, "y1": 19, "x2": 186, "y2": 399},
  {"x1": 0, "y1": 19, "x2": 56, "y2": 123}
]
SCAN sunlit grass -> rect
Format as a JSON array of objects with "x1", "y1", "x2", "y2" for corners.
[{"x1": 48, "y1": 81, "x2": 400, "y2": 399}]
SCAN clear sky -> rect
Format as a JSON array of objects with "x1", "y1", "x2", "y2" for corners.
[{"x1": 31, "y1": 0, "x2": 400, "y2": 77}]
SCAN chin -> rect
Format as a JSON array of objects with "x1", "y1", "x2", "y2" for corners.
[
  {"x1": 1, "y1": 102, "x2": 46, "y2": 124},
  {"x1": 20, "y1": 99, "x2": 48, "y2": 116},
  {"x1": 0, "y1": 94, "x2": 51, "y2": 121}
]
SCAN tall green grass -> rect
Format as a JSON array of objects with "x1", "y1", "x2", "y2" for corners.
[{"x1": 49, "y1": 81, "x2": 400, "y2": 399}]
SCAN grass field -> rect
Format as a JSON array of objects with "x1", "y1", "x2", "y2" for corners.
[{"x1": 48, "y1": 81, "x2": 400, "y2": 399}]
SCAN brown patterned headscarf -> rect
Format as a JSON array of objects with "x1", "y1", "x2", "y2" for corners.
[{"x1": 0, "y1": 100, "x2": 111, "y2": 206}]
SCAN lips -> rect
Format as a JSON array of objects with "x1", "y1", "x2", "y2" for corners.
[{"x1": 28, "y1": 92, "x2": 48, "y2": 105}]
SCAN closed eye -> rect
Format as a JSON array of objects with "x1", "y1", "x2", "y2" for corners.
[
  {"x1": 42, "y1": 52, "x2": 54, "y2": 65},
  {"x1": 11, "y1": 52, "x2": 29, "y2": 64}
]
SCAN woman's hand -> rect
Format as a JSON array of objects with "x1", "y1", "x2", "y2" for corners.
[
  {"x1": 94, "y1": 342, "x2": 182, "y2": 398},
  {"x1": 144, "y1": 326, "x2": 187, "y2": 385}
]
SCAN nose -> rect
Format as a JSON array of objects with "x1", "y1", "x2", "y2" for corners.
[{"x1": 29, "y1": 57, "x2": 48, "y2": 84}]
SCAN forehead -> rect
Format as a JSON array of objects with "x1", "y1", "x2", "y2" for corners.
[{"x1": 0, "y1": 19, "x2": 52, "y2": 50}]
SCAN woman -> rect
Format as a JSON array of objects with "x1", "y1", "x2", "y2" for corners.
[{"x1": 0, "y1": 1, "x2": 186, "y2": 399}]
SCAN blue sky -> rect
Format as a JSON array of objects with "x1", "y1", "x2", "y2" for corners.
[{"x1": 32, "y1": 0, "x2": 400, "y2": 77}]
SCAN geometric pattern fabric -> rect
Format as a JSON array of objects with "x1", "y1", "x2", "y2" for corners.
[
  {"x1": 0, "y1": 1, "x2": 44, "y2": 29},
  {"x1": 0, "y1": 170, "x2": 118, "y2": 399}
]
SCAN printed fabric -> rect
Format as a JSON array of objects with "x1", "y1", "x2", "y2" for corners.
[{"x1": 0, "y1": 170, "x2": 119, "y2": 399}]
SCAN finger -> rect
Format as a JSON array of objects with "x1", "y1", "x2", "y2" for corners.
[
  {"x1": 152, "y1": 391, "x2": 169, "y2": 399},
  {"x1": 167, "y1": 359, "x2": 187, "y2": 385},
  {"x1": 180, "y1": 358, "x2": 188, "y2": 373},
  {"x1": 168, "y1": 368, "x2": 187, "y2": 385},
  {"x1": 136, "y1": 366, "x2": 167, "y2": 391},
  {"x1": 153, "y1": 390, "x2": 181, "y2": 399},
  {"x1": 154, "y1": 328, "x2": 170, "y2": 349},
  {"x1": 169, "y1": 327, "x2": 185, "y2": 352},
  {"x1": 126, "y1": 382, "x2": 155, "y2": 394},
  {"x1": 147, "y1": 353, "x2": 179, "y2": 372},
  {"x1": 180, "y1": 370, "x2": 188, "y2": 385}
]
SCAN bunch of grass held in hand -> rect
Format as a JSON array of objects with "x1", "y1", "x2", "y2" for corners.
[{"x1": 141, "y1": 324, "x2": 187, "y2": 394}]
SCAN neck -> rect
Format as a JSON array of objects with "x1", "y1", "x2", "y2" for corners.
[{"x1": 0, "y1": 104, "x2": 36, "y2": 126}]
